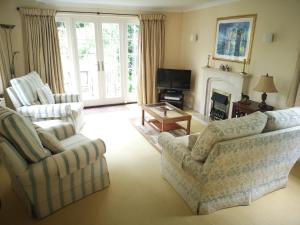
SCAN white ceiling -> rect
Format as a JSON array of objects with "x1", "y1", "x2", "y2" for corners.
[{"x1": 20, "y1": 0, "x2": 240, "y2": 12}]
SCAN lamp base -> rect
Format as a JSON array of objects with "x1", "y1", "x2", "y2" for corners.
[{"x1": 258, "y1": 92, "x2": 267, "y2": 109}]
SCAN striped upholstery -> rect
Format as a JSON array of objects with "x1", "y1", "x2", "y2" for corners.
[
  {"x1": 0, "y1": 113, "x2": 110, "y2": 218},
  {"x1": 6, "y1": 86, "x2": 23, "y2": 109},
  {"x1": 6, "y1": 71, "x2": 84, "y2": 131},
  {"x1": 34, "y1": 125, "x2": 66, "y2": 154},
  {"x1": 10, "y1": 71, "x2": 44, "y2": 106},
  {"x1": 37, "y1": 84, "x2": 55, "y2": 104},
  {"x1": 54, "y1": 137, "x2": 106, "y2": 178},
  {"x1": 53, "y1": 94, "x2": 80, "y2": 103},
  {"x1": 34, "y1": 120, "x2": 76, "y2": 140},
  {"x1": 0, "y1": 106, "x2": 50, "y2": 163}
]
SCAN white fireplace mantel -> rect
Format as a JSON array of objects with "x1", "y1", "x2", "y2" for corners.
[{"x1": 198, "y1": 67, "x2": 251, "y2": 119}]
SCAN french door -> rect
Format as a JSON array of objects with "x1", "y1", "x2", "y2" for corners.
[{"x1": 56, "y1": 15, "x2": 139, "y2": 107}]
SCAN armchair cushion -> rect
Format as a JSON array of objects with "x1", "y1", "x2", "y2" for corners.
[
  {"x1": 191, "y1": 111, "x2": 268, "y2": 161},
  {"x1": 0, "y1": 106, "x2": 50, "y2": 163},
  {"x1": 34, "y1": 120, "x2": 76, "y2": 140},
  {"x1": 10, "y1": 71, "x2": 44, "y2": 106},
  {"x1": 34, "y1": 125, "x2": 66, "y2": 154},
  {"x1": 53, "y1": 137, "x2": 106, "y2": 178},
  {"x1": 37, "y1": 84, "x2": 55, "y2": 104},
  {"x1": 264, "y1": 107, "x2": 300, "y2": 132}
]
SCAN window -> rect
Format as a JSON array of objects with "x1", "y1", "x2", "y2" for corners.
[{"x1": 56, "y1": 15, "x2": 139, "y2": 106}]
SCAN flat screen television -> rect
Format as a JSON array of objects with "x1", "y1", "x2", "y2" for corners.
[{"x1": 157, "y1": 68, "x2": 191, "y2": 90}]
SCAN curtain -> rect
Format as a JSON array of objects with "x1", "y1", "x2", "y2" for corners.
[
  {"x1": 0, "y1": 28, "x2": 12, "y2": 94},
  {"x1": 19, "y1": 7, "x2": 64, "y2": 93},
  {"x1": 287, "y1": 51, "x2": 300, "y2": 106},
  {"x1": 138, "y1": 14, "x2": 165, "y2": 105}
]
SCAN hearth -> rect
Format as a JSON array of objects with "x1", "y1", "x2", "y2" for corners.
[{"x1": 210, "y1": 89, "x2": 231, "y2": 120}]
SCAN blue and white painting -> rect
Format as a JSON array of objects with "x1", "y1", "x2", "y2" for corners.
[{"x1": 214, "y1": 15, "x2": 256, "y2": 63}]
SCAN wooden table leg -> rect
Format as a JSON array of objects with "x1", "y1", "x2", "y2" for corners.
[
  {"x1": 187, "y1": 119, "x2": 191, "y2": 134},
  {"x1": 142, "y1": 109, "x2": 145, "y2": 126}
]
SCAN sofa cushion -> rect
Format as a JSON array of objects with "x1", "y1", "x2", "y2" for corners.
[
  {"x1": 10, "y1": 71, "x2": 44, "y2": 106},
  {"x1": 37, "y1": 84, "x2": 55, "y2": 104},
  {"x1": 34, "y1": 125, "x2": 66, "y2": 154},
  {"x1": 188, "y1": 132, "x2": 203, "y2": 150},
  {"x1": 0, "y1": 106, "x2": 50, "y2": 163},
  {"x1": 191, "y1": 111, "x2": 268, "y2": 161},
  {"x1": 264, "y1": 107, "x2": 300, "y2": 132}
]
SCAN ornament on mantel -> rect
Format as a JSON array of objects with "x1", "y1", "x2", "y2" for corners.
[
  {"x1": 206, "y1": 54, "x2": 211, "y2": 68},
  {"x1": 240, "y1": 59, "x2": 247, "y2": 75}
]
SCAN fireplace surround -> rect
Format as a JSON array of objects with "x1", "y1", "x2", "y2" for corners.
[{"x1": 197, "y1": 67, "x2": 251, "y2": 121}]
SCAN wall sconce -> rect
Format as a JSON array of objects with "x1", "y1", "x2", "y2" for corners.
[
  {"x1": 262, "y1": 33, "x2": 274, "y2": 43},
  {"x1": 190, "y1": 34, "x2": 198, "y2": 42}
]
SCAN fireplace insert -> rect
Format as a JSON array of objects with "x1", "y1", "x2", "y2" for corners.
[{"x1": 210, "y1": 91, "x2": 230, "y2": 120}]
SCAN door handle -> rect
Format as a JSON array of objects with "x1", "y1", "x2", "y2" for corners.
[
  {"x1": 101, "y1": 61, "x2": 105, "y2": 71},
  {"x1": 97, "y1": 61, "x2": 101, "y2": 72}
]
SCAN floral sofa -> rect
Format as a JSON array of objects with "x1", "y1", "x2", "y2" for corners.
[
  {"x1": 158, "y1": 108, "x2": 300, "y2": 215},
  {"x1": 6, "y1": 71, "x2": 84, "y2": 131}
]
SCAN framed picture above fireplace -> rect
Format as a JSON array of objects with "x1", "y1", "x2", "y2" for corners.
[{"x1": 213, "y1": 14, "x2": 257, "y2": 64}]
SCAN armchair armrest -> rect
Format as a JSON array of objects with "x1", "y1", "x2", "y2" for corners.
[
  {"x1": 53, "y1": 139, "x2": 106, "y2": 178},
  {"x1": 53, "y1": 94, "x2": 80, "y2": 103},
  {"x1": 17, "y1": 104, "x2": 72, "y2": 120},
  {"x1": 158, "y1": 132, "x2": 191, "y2": 166}
]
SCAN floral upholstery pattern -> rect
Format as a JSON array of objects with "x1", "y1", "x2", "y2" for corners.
[
  {"x1": 264, "y1": 107, "x2": 300, "y2": 132},
  {"x1": 159, "y1": 108, "x2": 300, "y2": 215},
  {"x1": 191, "y1": 111, "x2": 268, "y2": 161}
]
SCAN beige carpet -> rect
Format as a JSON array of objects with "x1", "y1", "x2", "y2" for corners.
[
  {"x1": 0, "y1": 104, "x2": 300, "y2": 225},
  {"x1": 130, "y1": 115, "x2": 206, "y2": 152}
]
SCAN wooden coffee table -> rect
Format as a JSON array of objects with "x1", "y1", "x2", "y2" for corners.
[{"x1": 142, "y1": 102, "x2": 192, "y2": 134}]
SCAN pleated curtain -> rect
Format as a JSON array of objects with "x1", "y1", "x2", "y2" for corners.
[
  {"x1": 19, "y1": 7, "x2": 64, "y2": 93},
  {"x1": 287, "y1": 51, "x2": 300, "y2": 106},
  {"x1": 138, "y1": 14, "x2": 165, "y2": 105},
  {"x1": 0, "y1": 28, "x2": 11, "y2": 94}
]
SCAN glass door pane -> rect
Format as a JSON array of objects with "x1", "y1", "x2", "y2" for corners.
[
  {"x1": 75, "y1": 21, "x2": 99, "y2": 100},
  {"x1": 101, "y1": 23, "x2": 122, "y2": 99},
  {"x1": 127, "y1": 23, "x2": 139, "y2": 101},
  {"x1": 56, "y1": 20, "x2": 75, "y2": 93}
]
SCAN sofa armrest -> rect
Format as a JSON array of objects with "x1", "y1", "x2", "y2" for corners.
[
  {"x1": 53, "y1": 94, "x2": 80, "y2": 103},
  {"x1": 17, "y1": 104, "x2": 73, "y2": 120},
  {"x1": 53, "y1": 139, "x2": 106, "y2": 178},
  {"x1": 188, "y1": 132, "x2": 202, "y2": 150},
  {"x1": 158, "y1": 132, "x2": 191, "y2": 166}
]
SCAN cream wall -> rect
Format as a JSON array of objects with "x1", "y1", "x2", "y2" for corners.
[
  {"x1": 179, "y1": 0, "x2": 300, "y2": 110},
  {"x1": 163, "y1": 12, "x2": 182, "y2": 68}
]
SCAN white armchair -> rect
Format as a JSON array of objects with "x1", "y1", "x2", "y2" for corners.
[
  {"x1": 0, "y1": 106, "x2": 110, "y2": 218},
  {"x1": 6, "y1": 71, "x2": 84, "y2": 131}
]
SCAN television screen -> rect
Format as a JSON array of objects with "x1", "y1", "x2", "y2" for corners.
[{"x1": 157, "y1": 68, "x2": 191, "y2": 90}]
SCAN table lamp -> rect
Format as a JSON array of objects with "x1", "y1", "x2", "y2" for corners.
[{"x1": 254, "y1": 73, "x2": 278, "y2": 109}]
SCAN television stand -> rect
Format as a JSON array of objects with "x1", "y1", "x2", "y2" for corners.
[{"x1": 158, "y1": 89, "x2": 184, "y2": 109}]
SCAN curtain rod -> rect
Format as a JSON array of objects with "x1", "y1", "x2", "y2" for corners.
[{"x1": 16, "y1": 7, "x2": 138, "y2": 17}]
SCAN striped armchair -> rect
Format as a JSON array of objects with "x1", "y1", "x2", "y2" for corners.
[
  {"x1": 0, "y1": 106, "x2": 110, "y2": 218},
  {"x1": 6, "y1": 71, "x2": 84, "y2": 131}
]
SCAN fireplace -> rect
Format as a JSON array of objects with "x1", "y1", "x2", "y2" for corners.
[
  {"x1": 210, "y1": 89, "x2": 231, "y2": 120},
  {"x1": 195, "y1": 67, "x2": 251, "y2": 122}
]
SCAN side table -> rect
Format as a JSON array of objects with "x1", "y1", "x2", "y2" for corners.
[{"x1": 232, "y1": 100, "x2": 273, "y2": 118}]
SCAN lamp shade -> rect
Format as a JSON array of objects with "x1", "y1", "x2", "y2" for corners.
[{"x1": 254, "y1": 73, "x2": 278, "y2": 93}]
